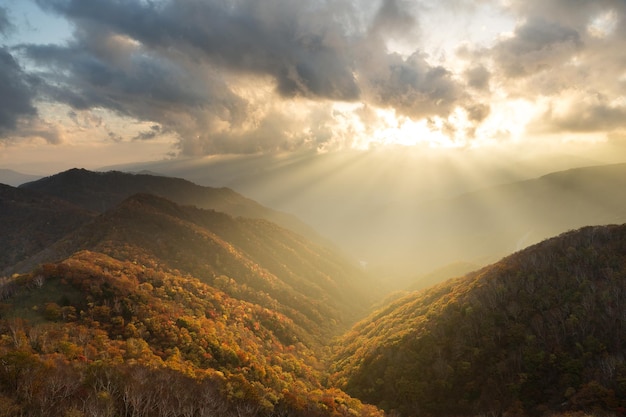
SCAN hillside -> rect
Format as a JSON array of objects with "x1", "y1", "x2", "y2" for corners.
[
  {"x1": 0, "y1": 251, "x2": 383, "y2": 417},
  {"x1": 0, "y1": 184, "x2": 96, "y2": 272},
  {"x1": 20, "y1": 168, "x2": 323, "y2": 245},
  {"x1": 331, "y1": 224, "x2": 626, "y2": 416},
  {"x1": 0, "y1": 190, "x2": 383, "y2": 417},
  {"x1": 396, "y1": 162, "x2": 626, "y2": 271},
  {"x1": 11, "y1": 193, "x2": 378, "y2": 339}
]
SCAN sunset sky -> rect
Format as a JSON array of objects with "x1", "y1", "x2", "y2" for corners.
[{"x1": 1, "y1": 0, "x2": 626, "y2": 174}]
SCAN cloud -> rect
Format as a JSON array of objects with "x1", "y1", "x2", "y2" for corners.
[
  {"x1": 0, "y1": 6, "x2": 11, "y2": 36},
  {"x1": 36, "y1": 0, "x2": 361, "y2": 101},
  {"x1": 0, "y1": 47, "x2": 38, "y2": 136},
  {"x1": 483, "y1": 0, "x2": 626, "y2": 140},
  {"x1": 370, "y1": 0, "x2": 418, "y2": 40},
  {"x1": 531, "y1": 97, "x2": 626, "y2": 134},
  {"x1": 491, "y1": 17, "x2": 582, "y2": 78},
  {"x1": 465, "y1": 65, "x2": 490, "y2": 90},
  {"x1": 17, "y1": 0, "x2": 485, "y2": 154},
  {"x1": 132, "y1": 125, "x2": 164, "y2": 141},
  {"x1": 360, "y1": 51, "x2": 464, "y2": 119}
]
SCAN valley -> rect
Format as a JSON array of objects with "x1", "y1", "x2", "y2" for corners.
[{"x1": 0, "y1": 165, "x2": 625, "y2": 417}]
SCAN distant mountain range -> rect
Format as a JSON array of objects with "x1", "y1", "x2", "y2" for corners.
[
  {"x1": 0, "y1": 168, "x2": 41, "y2": 187},
  {"x1": 102, "y1": 156, "x2": 626, "y2": 284},
  {"x1": 382, "y1": 162, "x2": 626, "y2": 279},
  {"x1": 20, "y1": 168, "x2": 324, "y2": 245}
]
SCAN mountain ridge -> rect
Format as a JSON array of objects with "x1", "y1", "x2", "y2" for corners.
[
  {"x1": 20, "y1": 168, "x2": 327, "y2": 247},
  {"x1": 331, "y1": 223, "x2": 626, "y2": 416}
]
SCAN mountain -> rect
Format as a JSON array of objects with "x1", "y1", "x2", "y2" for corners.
[
  {"x1": 0, "y1": 250, "x2": 383, "y2": 417},
  {"x1": 365, "y1": 162, "x2": 626, "y2": 282},
  {"x1": 394, "y1": 159, "x2": 626, "y2": 265},
  {"x1": 19, "y1": 168, "x2": 324, "y2": 245},
  {"x1": 0, "y1": 191, "x2": 383, "y2": 416},
  {"x1": 0, "y1": 183, "x2": 96, "y2": 272},
  {"x1": 103, "y1": 155, "x2": 626, "y2": 285},
  {"x1": 11, "y1": 192, "x2": 379, "y2": 337},
  {"x1": 0, "y1": 169, "x2": 41, "y2": 187},
  {"x1": 331, "y1": 224, "x2": 626, "y2": 417}
]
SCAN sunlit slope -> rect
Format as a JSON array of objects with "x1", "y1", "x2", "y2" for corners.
[
  {"x1": 113, "y1": 155, "x2": 626, "y2": 282},
  {"x1": 15, "y1": 193, "x2": 378, "y2": 337},
  {"x1": 383, "y1": 162, "x2": 626, "y2": 277},
  {"x1": 331, "y1": 224, "x2": 626, "y2": 416},
  {"x1": 0, "y1": 251, "x2": 384, "y2": 417},
  {"x1": 0, "y1": 183, "x2": 96, "y2": 272},
  {"x1": 19, "y1": 168, "x2": 323, "y2": 245}
]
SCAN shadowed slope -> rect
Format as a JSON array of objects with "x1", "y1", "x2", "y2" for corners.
[
  {"x1": 20, "y1": 168, "x2": 324, "y2": 245},
  {"x1": 0, "y1": 183, "x2": 95, "y2": 272}
]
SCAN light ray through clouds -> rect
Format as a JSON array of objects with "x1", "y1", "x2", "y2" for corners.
[{"x1": 0, "y1": 0, "x2": 624, "y2": 169}]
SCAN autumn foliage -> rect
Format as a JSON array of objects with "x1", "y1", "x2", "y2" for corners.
[
  {"x1": 331, "y1": 225, "x2": 626, "y2": 416},
  {"x1": 0, "y1": 251, "x2": 382, "y2": 417}
]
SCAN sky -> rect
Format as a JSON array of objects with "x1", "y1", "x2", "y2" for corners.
[{"x1": 1, "y1": 0, "x2": 626, "y2": 174}]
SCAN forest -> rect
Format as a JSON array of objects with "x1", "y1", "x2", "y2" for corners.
[{"x1": 0, "y1": 169, "x2": 625, "y2": 417}]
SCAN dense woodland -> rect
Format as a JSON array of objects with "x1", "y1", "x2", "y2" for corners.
[
  {"x1": 1, "y1": 169, "x2": 626, "y2": 417},
  {"x1": 332, "y1": 225, "x2": 626, "y2": 416},
  {"x1": 0, "y1": 251, "x2": 381, "y2": 417}
]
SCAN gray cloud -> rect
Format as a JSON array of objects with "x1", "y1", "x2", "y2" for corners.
[
  {"x1": 370, "y1": 0, "x2": 417, "y2": 39},
  {"x1": 0, "y1": 7, "x2": 11, "y2": 36},
  {"x1": 465, "y1": 65, "x2": 490, "y2": 91},
  {"x1": 361, "y1": 51, "x2": 464, "y2": 119},
  {"x1": 492, "y1": 17, "x2": 582, "y2": 78},
  {"x1": 504, "y1": 0, "x2": 624, "y2": 29},
  {"x1": 17, "y1": 0, "x2": 480, "y2": 154},
  {"x1": 484, "y1": 0, "x2": 626, "y2": 138},
  {"x1": 37, "y1": 0, "x2": 361, "y2": 101},
  {"x1": 0, "y1": 47, "x2": 38, "y2": 135},
  {"x1": 133, "y1": 125, "x2": 164, "y2": 141},
  {"x1": 531, "y1": 101, "x2": 626, "y2": 134},
  {"x1": 465, "y1": 103, "x2": 490, "y2": 123}
]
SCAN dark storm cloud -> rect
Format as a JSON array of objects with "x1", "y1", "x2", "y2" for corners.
[
  {"x1": 37, "y1": 0, "x2": 361, "y2": 101},
  {"x1": 133, "y1": 125, "x2": 164, "y2": 141},
  {"x1": 0, "y1": 47, "x2": 38, "y2": 135},
  {"x1": 22, "y1": 26, "x2": 248, "y2": 133},
  {"x1": 21, "y1": 0, "x2": 481, "y2": 153}
]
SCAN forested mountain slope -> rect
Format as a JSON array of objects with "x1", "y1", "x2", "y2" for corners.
[
  {"x1": 0, "y1": 251, "x2": 383, "y2": 417},
  {"x1": 0, "y1": 191, "x2": 383, "y2": 417},
  {"x1": 13, "y1": 193, "x2": 378, "y2": 339},
  {"x1": 20, "y1": 168, "x2": 322, "y2": 244},
  {"x1": 332, "y1": 224, "x2": 626, "y2": 417},
  {"x1": 0, "y1": 184, "x2": 95, "y2": 272}
]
